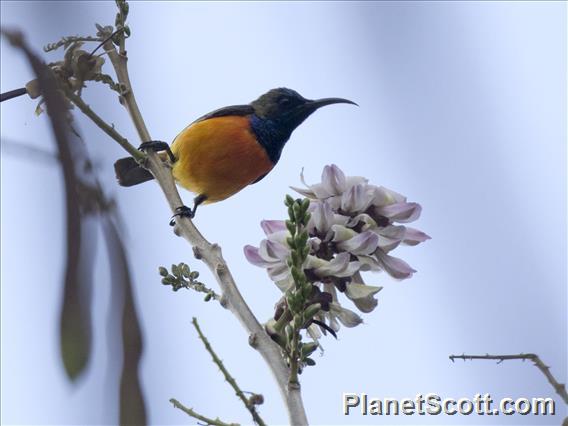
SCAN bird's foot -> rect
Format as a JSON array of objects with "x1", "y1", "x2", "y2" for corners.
[
  {"x1": 138, "y1": 140, "x2": 176, "y2": 162},
  {"x1": 169, "y1": 205, "x2": 194, "y2": 226}
]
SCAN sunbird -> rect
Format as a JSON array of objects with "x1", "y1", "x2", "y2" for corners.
[{"x1": 114, "y1": 88, "x2": 356, "y2": 219}]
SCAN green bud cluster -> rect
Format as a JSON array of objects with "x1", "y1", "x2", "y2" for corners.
[
  {"x1": 278, "y1": 196, "x2": 321, "y2": 379},
  {"x1": 159, "y1": 262, "x2": 215, "y2": 301},
  {"x1": 113, "y1": 0, "x2": 131, "y2": 43}
]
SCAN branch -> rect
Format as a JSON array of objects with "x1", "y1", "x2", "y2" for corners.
[
  {"x1": 62, "y1": 87, "x2": 143, "y2": 161},
  {"x1": 192, "y1": 318, "x2": 267, "y2": 426},
  {"x1": 102, "y1": 40, "x2": 150, "y2": 142},
  {"x1": 44, "y1": 35, "x2": 101, "y2": 52},
  {"x1": 159, "y1": 263, "x2": 220, "y2": 301},
  {"x1": 449, "y1": 353, "x2": 568, "y2": 404},
  {"x1": 92, "y1": 21, "x2": 308, "y2": 426},
  {"x1": 169, "y1": 399, "x2": 239, "y2": 426}
]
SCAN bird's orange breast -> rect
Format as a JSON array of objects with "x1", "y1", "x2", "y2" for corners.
[{"x1": 170, "y1": 116, "x2": 274, "y2": 203}]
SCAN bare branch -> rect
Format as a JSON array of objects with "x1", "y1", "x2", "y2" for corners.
[
  {"x1": 62, "y1": 87, "x2": 143, "y2": 161},
  {"x1": 170, "y1": 399, "x2": 239, "y2": 426},
  {"x1": 192, "y1": 318, "x2": 267, "y2": 426},
  {"x1": 449, "y1": 353, "x2": 568, "y2": 404}
]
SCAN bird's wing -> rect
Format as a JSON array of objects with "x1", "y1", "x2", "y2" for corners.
[{"x1": 191, "y1": 104, "x2": 255, "y2": 124}]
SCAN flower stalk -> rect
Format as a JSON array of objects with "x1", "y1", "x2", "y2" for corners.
[{"x1": 282, "y1": 196, "x2": 321, "y2": 386}]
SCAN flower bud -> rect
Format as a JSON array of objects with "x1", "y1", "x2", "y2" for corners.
[
  {"x1": 303, "y1": 303, "x2": 321, "y2": 321},
  {"x1": 301, "y1": 342, "x2": 319, "y2": 358}
]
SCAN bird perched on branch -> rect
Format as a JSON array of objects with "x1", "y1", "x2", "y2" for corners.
[{"x1": 114, "y1": 87, "x2": 356, "y2": 220}]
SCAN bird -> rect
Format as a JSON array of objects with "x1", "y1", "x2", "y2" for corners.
[{"x1": 114, "y1": 87, "x2": 356, "y2": 220}]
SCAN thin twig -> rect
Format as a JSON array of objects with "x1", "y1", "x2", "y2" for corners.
[
  {"x1": 169, "y1": 399, "x2": 239, "y2": 426},
  {"x1": 192, "y1": 318, "x2": 267, "y2": 426},
  {"x1": 102, "y1": 40, "x2": 150, "y2": 142},
  {"x1": 43, "y1": 35, "x2": 101, "y2": 52},
  {"x1": 449, "y1": 353, "x2": 568, "y2": 404},
  {"x1": 62, "y1": 87, "x2": 144, "y2": 161},
  {"x1": 178, "y1": 279, "x2": 221, "y2": 301},
  {"x1": 98, "y1": 36, "x2": 308, "y2": 426}
]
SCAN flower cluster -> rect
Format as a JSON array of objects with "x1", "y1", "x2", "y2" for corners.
[{"x1": 244, "y1": 164, "x2": 429, "y2": 335}]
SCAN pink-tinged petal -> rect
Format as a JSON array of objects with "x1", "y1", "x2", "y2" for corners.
[
  {"x1": 375, "y1": 249, "x2": 416, "y2": 279},
  {"x1": 290, "y1": 185, "x2": 317, "y2": 199},
  {"x1": 375, "y1": 225, "x2": 405, "y2": 252},
  {"x1": 339, "y1": 261, "x2": 361, "y2": 277},
  {"x1": 346, "y1": 283, "x2": 382, "y2": 313},
  {"x1": 380, "y1": 186, "x2": 407, "y2": 203},
  {"x1": 307, "y1": 323, "x2": 322, "y2": 340},
  {"x1": 341, "y1": 183, "x2": 371, "y2": 213},
  {"x1": 290, "y1": 168, "x2": 318, "y2": 198},
  {"x1": 331, "y1": 254, "x2": 350, "y2": 273},
  {"x1": 305, "y1": 255, "x2": 326, "y2": 270},
  {"x1": 324, "y1": 253, "x2": 360, "y2": 278},
  {"x1": 356, "y1": 255, "x2": 381, "y2": 272},
  {"x1": 330, "y1": 303, "x2": 363, "y2": 328},
  {"x1": 321, "y1": 164, "x2": 346, "y2": 196},
  {"x1": 332, "y1": 213, "x2": 350, "y2": 226},
  {"x1": 311, "y1": 261, "x2": 340, "y2": 278},
  {"x1": 310, "y1": 201, "x2": 334, "y2": 234},
  {"x1": 268, "y1": 263, "x2": 290, "y2": 281},
  {"x1": 275, "y1": 277, "x2": 294, "y2": 292},
  {"x1": 403, "y1": 227, "x2": 431, "y2": 246},
  {"x1": 376, "y1": 235, "x2": 401, "y2": 252},
  {"x1": 311, "y1": 183, "x2": 334, "y2": 199},
  {"x1": 337, "y1": 231, "x2": 379, "y2": 255},
  {"x1": 267, "y1": 230, "x2": 290, "y2": 246},
  {"x1": 327, "y1": 195, "x2": 342, "y2": 211},
  {"x1": 244, "y1": 245, "x2": 273, "y2": 268},
  {"x1": 311, "y1": 252, "x2": 360, "y2": 278},
  {"x1": 352, "y1": 296, "x2": 378, "y2": 313},
  {"x1": 299, "y1": 167, "x2": 311, "y2": 188},
  {"x1": 267, "y1": 239, "x2": 290, "y2": 260},
  {"x1": 345, "y1": 176, "x2": 368, "y2": 189},
  {"x1": 259, "y1": 239, "x2": 289, "y2": 261},
  {"x1": 345, "y1": 283, "x2": 382, "y2": 299},
  {"x1": 369, "y1": 186, "x2": 395, "y2": 207},
  {"x1": 375, "y1": 202, "x2": 421, "y2": 223},
  {"x1": 327, "y1": 312, "x2": 341, "y2": 332},
  {"x1": 260, "y1": 220, "x2": 286, "y2": 236},
  {"x1": 309, "y1": 237, "x2": 321, "y2": 252},
  {"x1": 330, "y1": 224, "x2": 357, "y2": 242},
  {"x1": 347, "y1": 213, "x2": 377, "y2": 230}
]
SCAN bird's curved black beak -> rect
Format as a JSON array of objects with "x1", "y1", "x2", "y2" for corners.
[
  {"x1": 307, "y1": 97, "x2": 358, "y2": 110},
  {"x1": 283, "y1": 96, "x2": 358, "y2": 133}
]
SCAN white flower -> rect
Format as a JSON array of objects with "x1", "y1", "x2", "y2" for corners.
[{"x1": 245, "y1": 164, "x2": 429, "y2": 335}]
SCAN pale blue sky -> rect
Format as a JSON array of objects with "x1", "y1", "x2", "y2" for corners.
[{"x1": 1, "y1": 1, "x2": 566, "y2": 425}]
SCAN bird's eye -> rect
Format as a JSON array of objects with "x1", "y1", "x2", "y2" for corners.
[{"x1": 278, "y1": 96, "x2": 291, "y2": 106}]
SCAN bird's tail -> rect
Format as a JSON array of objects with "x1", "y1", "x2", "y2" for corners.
[{"x1": 114, "y1": 157, "x2": 154, "y2": 187}]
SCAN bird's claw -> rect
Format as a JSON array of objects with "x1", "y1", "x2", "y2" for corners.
[
  {"x1": 138, "y1": 140, "x2": 176, "y2": 163},
  {"x1": 169, "y1": 205, "x2": 194, "y2": 226}
]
